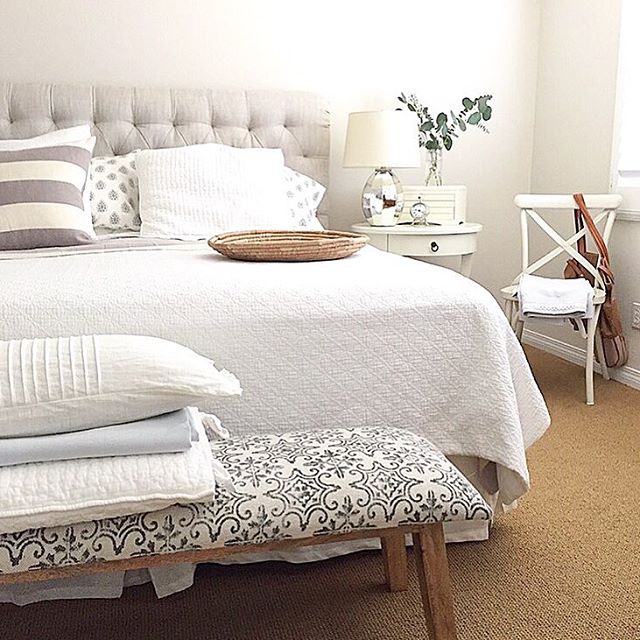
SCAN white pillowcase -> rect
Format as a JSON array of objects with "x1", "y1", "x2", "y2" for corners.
[
  {"x1": 0, "y1": 125, "x2": 94, "y2": 227},
  {"x1": 90, "y1": 151, "x2": 140, "y2": 231},
  {"x1": 0, "y1": 335, "x2": 242, "y2": 438},
  {"x1": 137, "y1": 143, "x2": 292, "y2": 239}
]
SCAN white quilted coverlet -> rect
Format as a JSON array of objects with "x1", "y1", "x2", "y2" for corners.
[
  {"x1": 0, "y1": 243, "x2": 550, "y2": 507},
  {"x1": 0, "y1": 410, "x2": 215, "y2": 535}
]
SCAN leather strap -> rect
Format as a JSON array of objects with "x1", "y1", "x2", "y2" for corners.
[
  {"x1": 573, "y1": 208, "x2": 587, "y2": 255},
  {"x1": 573, "y1": 194, "x2": 610, "y2": 261},
  {"x1": 572, "y1": 193, "x2": 615, "y2": 289}
]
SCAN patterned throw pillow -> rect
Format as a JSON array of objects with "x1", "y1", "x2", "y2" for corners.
[
  {"x1": 0, "y1": 126, "x2": 94, "y2": 225},
  {"x1": 90, "y1": 152, "x2": 140, "y2": 231},
  {"x1": 0, "y1": 140, "x2": 96, "y2": 250},
  {"x1": 284, "y1": 167, "x2": 326, "y2": 229}
]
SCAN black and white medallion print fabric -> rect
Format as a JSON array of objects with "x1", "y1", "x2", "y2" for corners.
[
  {"x1": 89, "y1": 152, "x2": 140, "y2": 231},
  {"x1": 0, "y1": 427, "x2": 491, "y2": 575}
]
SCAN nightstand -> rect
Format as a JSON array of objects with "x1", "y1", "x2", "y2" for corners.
[{"x1": 351, "y1": 222, "x2": 483, "y2": 277}]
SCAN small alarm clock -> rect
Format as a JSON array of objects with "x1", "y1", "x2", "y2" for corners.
[{"x1": 409, "y1": 196, "x2": 429, "y2": 225}]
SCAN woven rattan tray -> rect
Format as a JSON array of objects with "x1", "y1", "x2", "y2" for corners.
[{"x1": 208, "y1": 230, "x2": 369, "y2": 262}]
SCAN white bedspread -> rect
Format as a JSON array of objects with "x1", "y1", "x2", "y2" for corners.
[{"x1": 0, "y1": 241, "x2": 549, "y2": 508}]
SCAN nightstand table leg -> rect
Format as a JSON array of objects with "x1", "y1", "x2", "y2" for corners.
[{"x1": 459, "y1": 253, "x2": 474, "y2": 278}]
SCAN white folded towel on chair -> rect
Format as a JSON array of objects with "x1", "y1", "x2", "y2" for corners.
[{"x1": 518, "y1": 273, "x2": 594, "y2": 320}]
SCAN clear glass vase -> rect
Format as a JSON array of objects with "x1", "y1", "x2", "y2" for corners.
[{"x1": 425, "y1": 148, "x2": 443, "y2": 186}]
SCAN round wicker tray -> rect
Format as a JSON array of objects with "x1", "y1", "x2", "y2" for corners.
[{"x1": 207, "y1": 230, "x2": 369, "y2": 262}]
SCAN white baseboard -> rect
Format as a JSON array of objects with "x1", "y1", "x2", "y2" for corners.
[{"x1": 523, "y1": 328, "x2": 640, "y2": 390}]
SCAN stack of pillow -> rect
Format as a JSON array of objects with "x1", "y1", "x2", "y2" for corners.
[
  {"x1": 0, "y1": 334, "x2": 241, "y2": 535},
  {"x1": 0, "y1": 124, "x2": 326, "y2": 251}
]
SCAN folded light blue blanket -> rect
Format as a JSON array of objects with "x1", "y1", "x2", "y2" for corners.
[{"x1": 0, "y1": 409, "x2": 198, "y2": 467}]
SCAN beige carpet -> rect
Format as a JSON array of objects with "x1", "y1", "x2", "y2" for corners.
[{"x1": 1, "y1": 348, "x2": 638, "y2": 640}]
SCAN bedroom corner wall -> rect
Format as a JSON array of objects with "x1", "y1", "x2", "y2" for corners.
[
  {"x1": 529, "y1": 0, "x2": 640, "y2": 378},
  {"x1": 0, "y1": 0, "x2": 541, "y2": 298}
]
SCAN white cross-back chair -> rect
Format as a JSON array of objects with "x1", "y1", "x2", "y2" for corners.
[{"x1": 500, "y1": 194, "x2": 622, "y2": 405}]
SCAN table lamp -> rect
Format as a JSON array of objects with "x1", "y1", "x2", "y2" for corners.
[{"x1": 343, "y1": 110, "x2": 420, "y2": 226}]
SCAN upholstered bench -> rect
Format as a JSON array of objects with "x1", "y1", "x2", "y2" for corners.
[{"x1": 0, "y1": 427, "x2": 491, "y2": 640}]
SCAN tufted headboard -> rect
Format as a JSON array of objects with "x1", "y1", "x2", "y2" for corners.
[{"x1": 0, "y1": 82, "x2": 330, "y2": 214}]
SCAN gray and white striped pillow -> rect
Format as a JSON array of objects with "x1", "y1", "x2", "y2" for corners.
[{"x1": 0, "y1": 139, "x2": 96, "y2": 251}]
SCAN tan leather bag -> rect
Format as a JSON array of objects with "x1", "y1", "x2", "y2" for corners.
[{"x1": 563, "y1": 193, "x2": 628, "y2": 368}]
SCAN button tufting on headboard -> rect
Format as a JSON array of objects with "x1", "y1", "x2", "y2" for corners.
[{"x1": 0, "y1": 82, "x2": 330, "y2": 214}]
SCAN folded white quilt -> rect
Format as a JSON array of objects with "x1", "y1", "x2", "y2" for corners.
[
  {"x1": 0, "y1": 408, "x2": 218, "y2": 535},
  {"x1": 0, "y1": 408, "x2": 198, "y2": 468},
  {"x1": 518, "y1": 273, "x2": 594, "y2": 319}
]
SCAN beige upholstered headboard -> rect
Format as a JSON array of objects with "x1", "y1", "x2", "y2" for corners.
[{"x1": 0, "y1": 82, "x2": 330, "y2": 214}]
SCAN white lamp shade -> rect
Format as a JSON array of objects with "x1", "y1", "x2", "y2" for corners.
[{"x1": 343, "y1": 110, "x2": 420, "y2": 168}]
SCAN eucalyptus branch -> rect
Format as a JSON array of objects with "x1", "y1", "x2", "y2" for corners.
[{"x1": 397, "y1": 93, "x2": 493, "y2": 152}]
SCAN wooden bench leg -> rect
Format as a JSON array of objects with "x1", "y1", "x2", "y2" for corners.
[
  {"x1": 381, "y1": 532, "x2": 408, "y2": 592},
  {"x1": 413, "y1": 524, "x2": 458, "y2": 640}
]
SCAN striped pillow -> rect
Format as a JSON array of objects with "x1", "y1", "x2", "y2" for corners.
[{"x1": 0, "y1": 139, "x2": 96, "y2": 251}]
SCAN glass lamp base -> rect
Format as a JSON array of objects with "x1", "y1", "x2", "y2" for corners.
[{"x1": 361, "y1": 167, "x2": 404, "y2": 226}]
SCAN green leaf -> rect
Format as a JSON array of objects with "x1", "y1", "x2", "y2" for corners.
[
  {"x1": 457, "y1": 118, "x2": 467, "y2": 132},
  {"x1": 425, "y1": 139, "x2": 438, "y2": 150},
  {"x1": 477, "y1": 96, "x2": 489, "y2": 111},
  {"x1": 482, "y1": 106, "x2": 492, "y2": 121},
  {"x1": 443, "y1": 135, "x2": 453, "y2": 151},
  {"x1": 420, "y1": 121, "x2": 434, "y2": 132},
  {"x1": 407, "y1": 103, "x2": 416, "y2": 112},
  {"x1": 467, "y1": 112, "x2": 482, "y2": 125},
  {"x1": 436, "y1": 112, "x2": 447, "y2": 126},
  {"x1": 462, "y1": 97, "x2": 474, "y2": 110}
]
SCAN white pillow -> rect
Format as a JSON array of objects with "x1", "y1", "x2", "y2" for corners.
[
  {"x1": 90, "y1": 151, "x2": 140, "y2": 231},
  {"x1": 0, "y1": 335, "x2": 242, "y2": 438},
  {"x1": 0, "y1": 125, "x2": 91, "y2": 151},
  {"x1": 0, "y1": 125, "x2": 94, "y2": 227},
  {"x1": 284, "y1": 168, "x2": 326, "y2": 229},
  {"x1": 137, "y1": 143, "x2": 292, "y2": 239}
]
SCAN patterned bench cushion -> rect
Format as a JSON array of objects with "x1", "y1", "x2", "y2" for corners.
[{"x1": 0, "y1": 427, "x2": 491, "y2": 576}]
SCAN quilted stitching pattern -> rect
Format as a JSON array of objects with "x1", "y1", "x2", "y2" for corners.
[
  {"x1": 0, "y1": 427, "x2": 491, "y2": 576},
  {"x1": 0, "y1": 245, "x2": 550, "y2": 507}
]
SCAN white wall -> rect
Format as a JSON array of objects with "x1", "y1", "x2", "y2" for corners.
[
  {"x1": 530, "y1": 0, "x2": 640, "y2": 372},
  {"x1": 0, "y1": 0, "x2": 541, "y2": 297}
]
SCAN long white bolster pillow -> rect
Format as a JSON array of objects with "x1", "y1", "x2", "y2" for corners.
[{"x1": 0, "y1": 335, "x2": 242, "y2": 438}]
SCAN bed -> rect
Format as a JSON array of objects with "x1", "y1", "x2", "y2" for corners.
[{"x1": 0, "y1": 83, "x2": 549, "y2": 555}]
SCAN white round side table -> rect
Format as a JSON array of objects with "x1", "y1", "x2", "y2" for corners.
[{"x1": 351, "y1": 222, "x2": 483, "y2": 278}]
